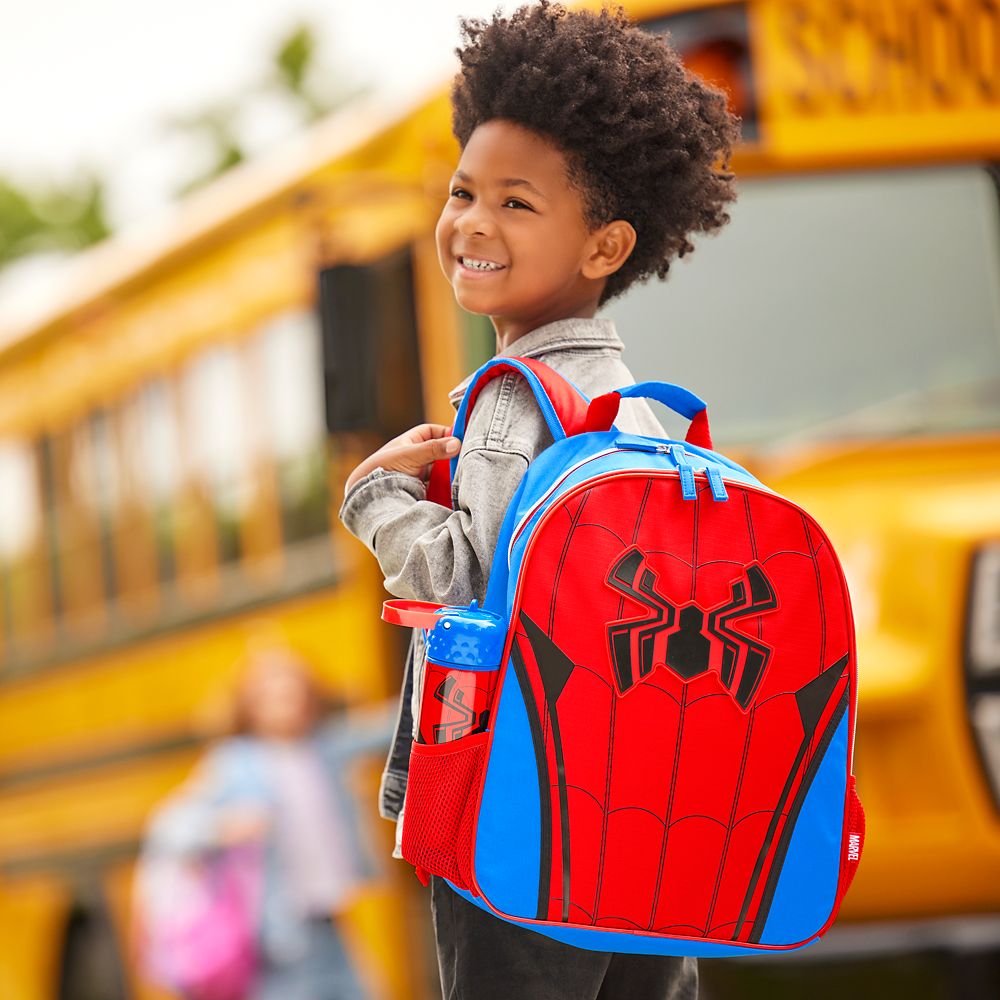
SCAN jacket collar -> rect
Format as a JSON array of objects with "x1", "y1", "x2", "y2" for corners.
[{"x1": 447, "y1": 315, "x2": 623, "y2": 408}]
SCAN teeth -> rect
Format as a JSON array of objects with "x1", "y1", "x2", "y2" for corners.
[{"x1": 461, "y1": 257, "x2": 503, "y2": 271}]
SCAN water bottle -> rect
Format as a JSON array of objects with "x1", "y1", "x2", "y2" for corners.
[{"x1": 382, "y1": 599, "x2": 505, "y2": 744}]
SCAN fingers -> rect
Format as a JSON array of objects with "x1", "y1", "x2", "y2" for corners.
[
  {"x1": 389, "y1": 436, "x2": 460, "y2": 470},
  {"x1": 344, "y1": 431, "x2": 460, "y2": 496},
  {"x1": 436, "y1": 436, "x2": 462, "y2": 457},
  {"x1": 386, "y1": 423, "x2": 454, "y2": 448},
  {"x1": 420, "y1": 423, "x2": 457, "y2": 441}
]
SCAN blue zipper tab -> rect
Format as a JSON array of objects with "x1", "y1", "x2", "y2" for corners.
[
  {"x1": 612, "y1": 437, "x2": 725, "y2": 502},
  {"x1": 669, "y1": 445, "x2": 698, "y2": 500},
  {"x1": 705, "y1": 464, "x2": 729, "y2": 502}
]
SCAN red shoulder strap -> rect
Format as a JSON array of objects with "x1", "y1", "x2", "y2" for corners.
[
  {"x1": 426, "y1": 357, "x2": 589, "y2": 509},
  {"x1": 459, "y1": 358, "x2": 591, "y2": 437},
  {"x1": 426, "y1": 451, "x2": 453, "y2": 507}
]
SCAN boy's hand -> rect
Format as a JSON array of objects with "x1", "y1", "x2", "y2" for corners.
[{"x1": 344, "y1": 423, "x2": 461, "y2": 496}]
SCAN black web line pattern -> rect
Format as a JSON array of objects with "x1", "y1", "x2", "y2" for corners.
[
  {"x1": 524, "y1": 478, "x2": 839, "y2": 938},
  {"x1": 592, "y1": 478, "x2": 653, "y2": 923},
  {"x1": 703, "y1": 488, "x2": 762, "y2": 935}
]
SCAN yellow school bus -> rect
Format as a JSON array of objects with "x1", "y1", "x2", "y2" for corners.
[
  {"x1": 0, "y1": 89, "x2": 459, "y2": 1000},
  {"x1": 0, "y1": 1, "x2": 998, "y2": 997},
  {"x1": 619, "y1": 0, "x2": 1000, "y2": 937}
]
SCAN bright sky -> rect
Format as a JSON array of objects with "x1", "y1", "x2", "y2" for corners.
[{"x1": 0, "y1": 0, "x2": 517, "y2": 227}]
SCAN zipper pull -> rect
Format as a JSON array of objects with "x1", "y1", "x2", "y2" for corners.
[
  {"x1": 669, "y1": 445, "x2": 697, "y2": 500},
  {"x1": 613, "y1": 434, "x2": 670, "y2": 454},
  {"x1": 613, "y1": 436, "x2": 726, "y2": 502},
  {"x1": 705, "y1": 465, "x2": 729, "y2": 502}
]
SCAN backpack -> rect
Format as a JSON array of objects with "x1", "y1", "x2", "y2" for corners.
[
  {"x1": 382, "y1": 357, "x2": 865, "y2": 957},
  {"x1": 132, "y1": 842, "x2": 261, "y2": 1000}
]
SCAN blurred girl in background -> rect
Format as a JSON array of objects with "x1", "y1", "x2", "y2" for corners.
[{"x1": 137, "y1": 642, "x2": 393, "y2": 1000}]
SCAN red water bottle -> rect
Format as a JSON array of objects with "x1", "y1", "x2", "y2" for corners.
[{"x1": 382, "y1": 600, "x2": 505, "y2": 744}]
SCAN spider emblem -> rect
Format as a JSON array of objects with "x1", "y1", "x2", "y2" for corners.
[
  {"x1": 430, "y1": 675, "x2": 478, "y2": 742},
  {"x1": 606, "y1": 547, "x2": 779, "y2": 708}
]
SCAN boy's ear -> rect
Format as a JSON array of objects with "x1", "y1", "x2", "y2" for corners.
[{"x1": 582, "y1": 219, "x2": 637, "y2": 280}]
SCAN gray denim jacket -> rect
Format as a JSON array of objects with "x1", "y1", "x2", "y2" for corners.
[{"x1": 338, "y1": 316, "x2": 666, "y2": 855}]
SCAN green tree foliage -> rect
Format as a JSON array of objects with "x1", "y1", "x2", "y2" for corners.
[
  {"x1": 166, "y1": 99, "x2": 249, "y2": 197},
  {"x1": 274, "y1": 25, "x2": 326, "y2": 121},
  {"x1": 0, "y1": 173, "x2": 111, "y2": 269}
]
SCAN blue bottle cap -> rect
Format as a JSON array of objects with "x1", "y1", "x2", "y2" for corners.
[{"x1": 427, "y1": 604, "x2": 505, "y2": 670}]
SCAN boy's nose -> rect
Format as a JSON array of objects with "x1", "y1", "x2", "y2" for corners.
[{"x1": 456, "y1": 206, "x2": 495, "y2": 238}]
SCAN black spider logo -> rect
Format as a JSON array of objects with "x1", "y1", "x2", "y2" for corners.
[
  {"x1": 431, "y1": 675, "x2": 489, "y2": 743},
  {"x1": 606, "y1": 547, "x2": 779, "y2": 708}
]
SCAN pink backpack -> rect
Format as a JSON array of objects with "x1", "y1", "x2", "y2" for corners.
[{"x1": 133, "y1": 843, "x2": 262, "y2": 1000}]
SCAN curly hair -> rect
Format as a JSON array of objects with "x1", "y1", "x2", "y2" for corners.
[{"x1": 449, "y1": 0, "x2": 740, "y2": 306}]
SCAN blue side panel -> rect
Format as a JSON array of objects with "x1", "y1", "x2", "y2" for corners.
[
  {"x1": 759, "y1": 714, "x2": 849, "y2": 944},
  {"x1": 473, "y1": 662, "x2": 541, "y2": 918},
  {"x1": 446, "y1": 883, "x2": 822, "y2": 957}
]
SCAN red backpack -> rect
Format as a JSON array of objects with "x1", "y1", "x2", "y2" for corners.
[{"x1": 383, "y1": 358, "x2": 865, "y2": 957}]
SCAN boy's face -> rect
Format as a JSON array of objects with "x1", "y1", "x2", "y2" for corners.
[{"x1": 435, "y1": 119, "x2": 619, "y2": 338}]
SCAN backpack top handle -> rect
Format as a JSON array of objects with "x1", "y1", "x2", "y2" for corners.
[
  {"x1": 426, "y1": 361, "x2": 713, "y2": 509},
  {"x1": 586, "y1": 381, "x2": 713, "y2": 451}
]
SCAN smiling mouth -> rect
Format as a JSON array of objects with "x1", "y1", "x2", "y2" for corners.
[{"x1": 456, "y1": 255, "x2": 507, "y2": 276}]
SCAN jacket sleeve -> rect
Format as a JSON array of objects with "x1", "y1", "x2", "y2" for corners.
[{"x1": 338, "y1": 373, "x2": 552, "y2": 607}]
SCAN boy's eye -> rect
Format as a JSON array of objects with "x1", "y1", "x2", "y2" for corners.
[{"x1": 448, "y1": 188, "x2": 532, "y2": 211}]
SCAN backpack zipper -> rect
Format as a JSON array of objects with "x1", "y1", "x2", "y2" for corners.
[{"x1": 508, "y1": 442, "x2": 727, "y2": 559}]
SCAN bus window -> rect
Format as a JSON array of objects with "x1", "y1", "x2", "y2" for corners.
[
  {"x1": 253, "y1": 310, "x2": 329, "y2": 547},
  {"x1": 180, "y1": 345, "x2": 255, "y2": 566},
  {"x1": 43, "y1": 422, "x2": 109, "y2": 636},
  {"x1": 56, "y1": 902, "x2": 127, "y2": 1000},
  {"x1": 75, "y1": 410, "x2": 120, "y2": 610},
  {"x1": 115, "y1": 382, "x2": 178, "y2": 611},
  {"x1": 643, "y1": 4, "x2": 758, "y2": 143},
  {"x1": 319, "y1": 246, "x2": 424, "y2": 439},
  {"x1": 0, "y1": 440, "x2": 47, "y2": 659},
  {"x1": 36, "y1": 435, "x2": 63, "y2": 625},
  {"x1": 613, "y1": 164, "x2": 1000, "y2": 445}
]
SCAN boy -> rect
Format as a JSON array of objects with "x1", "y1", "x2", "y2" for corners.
[{"x1": 339, "y1": 2, "x2": 739, "y2": 996}]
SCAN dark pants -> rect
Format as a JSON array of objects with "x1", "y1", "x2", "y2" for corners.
[{"x1": 430, "y1": 877, "x2": 698, "y2": 1000}]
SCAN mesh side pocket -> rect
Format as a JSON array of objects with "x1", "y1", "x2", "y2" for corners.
[{"x1": 401, "y1": 732, "x2": 489, "y2": 891}]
